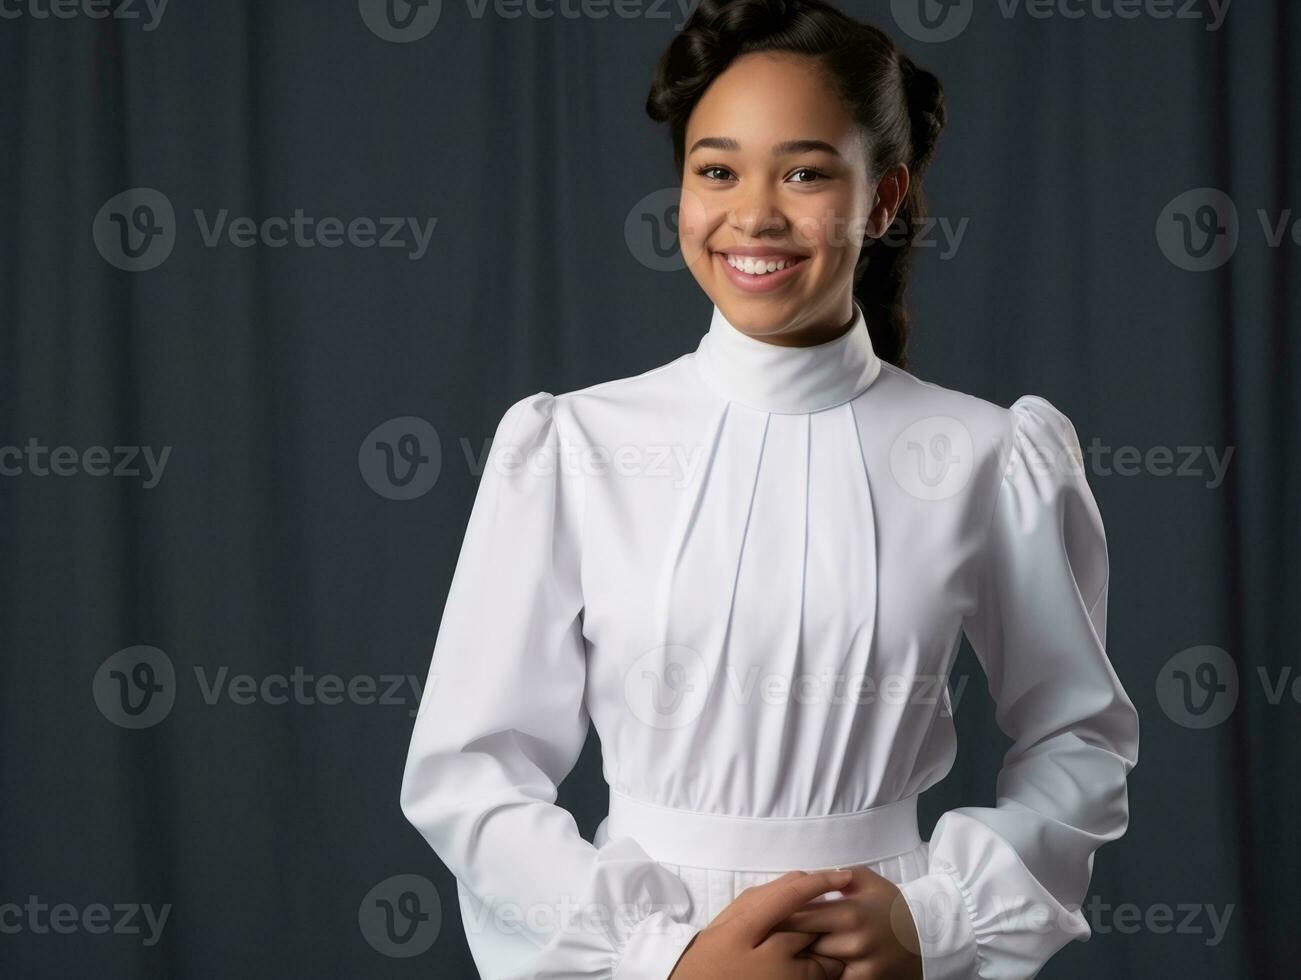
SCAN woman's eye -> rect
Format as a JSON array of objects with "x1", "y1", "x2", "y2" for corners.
[
  {"x1": 696, "y1": 166, "x2": 734, "y2": 182},
  {"x1": 692, "y1": 165, "x2": 826, "y2": 184}
]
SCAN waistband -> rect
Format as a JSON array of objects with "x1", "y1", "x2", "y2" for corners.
[{"x1": 605, "y1": 790, "x2": 922, "y2": 872}]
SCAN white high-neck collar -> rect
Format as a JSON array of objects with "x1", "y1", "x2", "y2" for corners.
[{"x1": 693, "y1": 301, "x2": 882, "y2": 415}]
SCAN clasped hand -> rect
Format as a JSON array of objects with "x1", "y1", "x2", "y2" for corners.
[{"x1": 667, "y1": 866, "x2": 924, "y2": 980}]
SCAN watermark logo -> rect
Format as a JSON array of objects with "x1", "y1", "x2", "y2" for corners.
[
  {"x1": 874, "y1": 215, "x2": 968, "y2": 259},
  {"x1": 898, "y1": 887, "x2": 1235, "y2": 947},
  {"x1": 94, "y1": 188, "x2": 437, "y2": 270},
  {"x1": 358, "y1": 0, "x2": 442, "y2": 41},
  {"x1": 1081, "y1": 439, "x2": 1233, "y2": 489},
  {"x1": 623, "y1": 644, "x2": 710, "y2": 730},
  {"x1": 359, "y1": 416, "x2": 443, "y2": 500},
  {"x1": 193, "y1": 666, "x2": 426, "y2": 715},
  {"x1": 1083, "y1": 896, "x2": 1234, "y2": 946},
  {"x1": 359, "y1": 0, "x2": 699, "y2": 34},
  {"x1": 894, "y1": 0, "x2": 1231, "y2": 41},
  {"x1": 93, "y1": 645, "x2": 177, "y2": 729},
  {"x1": 1156, "y1": 644, "x2": 1238, "y2": 729},
  {"x1": 625, "y1": 187, "x2": 708, "y2": 273},
  {"x1": 1159, "y1": 643, "x2": 1301, "y2": 725},
  {"x1": 629, "y1": 186, "x2": 968, "y2": 272},
  {"x1": 1156, "y1": 188, "x2": 1240, "y2": 272},
  {"x1": 890, "y1": 415, "x2": 974, "y2": 501},
  {"x1": 358, "y1": 874, "x2": 442, "y2": 957},
  {"x1": 891, "y1": 0, "x2": 973, "y2": 44},
  {"x1": 998, "y1": 0, "x2": 1233, "y2": 31},
  {"x1": 718, "y1": 666, "x2": 968, "y2": 715},
  {"x1": 93, "y1": 187, "x2": 176, "y2": 272},
  {"x1": 1159, "y1": 190, "x2": 1301, "y2": 270},
  {"x1": 94, "y1": 647, "x2": 427, "y2": 728}
]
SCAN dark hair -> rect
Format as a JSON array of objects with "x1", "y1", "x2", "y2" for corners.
[{"x1": 645, "y1": 0, "x2": 946, "y2": 368}]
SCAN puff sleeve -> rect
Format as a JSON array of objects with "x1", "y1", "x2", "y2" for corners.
[
  {"x1": 896, "y1": 394, "x2": 1141, "y2": 979},
  {"x1": 399, "y1": 392, "x2": 699, "y2": 980}
]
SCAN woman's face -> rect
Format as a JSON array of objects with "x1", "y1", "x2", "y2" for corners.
[{"x1": 679, "y1": 52, "x2": 905, "y2": 346}]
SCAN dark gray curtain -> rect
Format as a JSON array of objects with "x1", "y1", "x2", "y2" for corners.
[{"x1": 1, "y1": 1, "x2": 1296, "y2": 976}]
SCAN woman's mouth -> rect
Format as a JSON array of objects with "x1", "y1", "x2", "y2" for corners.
[{"x1": 715, "y1": 251, "x2": 811, "y2": 293}]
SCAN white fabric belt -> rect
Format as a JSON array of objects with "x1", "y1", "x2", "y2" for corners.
[{"x1": 605, "y1": 790, "x2": 922, "y2": 873}]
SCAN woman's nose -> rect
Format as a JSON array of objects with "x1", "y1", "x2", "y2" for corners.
[{"x1": 730, "y1": 202, "x2": 787, "y2": 238}]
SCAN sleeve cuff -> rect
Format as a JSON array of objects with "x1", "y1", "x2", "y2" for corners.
[
  {"x1": 896, "y1": 868, "x2": 981, "y2": 980},
  {"x1": 611, "y1": 910, "x2": 700, "y2": 980}
]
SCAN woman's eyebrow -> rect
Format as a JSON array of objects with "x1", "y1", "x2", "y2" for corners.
[{"x1": 687, "y1": 137, "x2": 843, "y2": 158}]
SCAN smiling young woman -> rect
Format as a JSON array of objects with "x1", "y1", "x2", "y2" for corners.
[
  {"x1": 400, "y1": 2, "x2": 1139, "y2": 979},
  {"x1": 657, "y1": 2, "x2": 945, "y2": 363}
]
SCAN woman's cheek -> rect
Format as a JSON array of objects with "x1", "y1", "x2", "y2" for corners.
[
  {"x1": 677, "y1": 186, "x2": 710, "y2": 269},
  {"x1": 790, "y1": 212, "x2": 827, "y2": 252}
]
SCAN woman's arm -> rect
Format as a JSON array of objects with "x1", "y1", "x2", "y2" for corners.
[
  {"x1": 893, "y1": 394, "x2": 1141, "y2": 979},
  {"x1": 400, "y1": 391, "x2": 698, "y2": 980}
]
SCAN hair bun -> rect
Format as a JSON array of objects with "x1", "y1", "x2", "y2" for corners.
[{"x1": 899, "y1": 55, "x2": 946, "y2": 171}]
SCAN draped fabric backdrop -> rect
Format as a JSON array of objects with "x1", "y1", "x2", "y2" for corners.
[{"x1": 1, "y1": 1, "x2": 1296, "y2": 977}]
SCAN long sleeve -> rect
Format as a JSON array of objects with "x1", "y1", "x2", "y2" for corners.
[
  {"x1": 896, "y1": 394, "x2": 1141, "y2": 980},
  {"x1": 399, "y1": 391, "x2": 699, "y2": 980}
]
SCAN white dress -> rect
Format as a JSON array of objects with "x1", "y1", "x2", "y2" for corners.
[{"x1": 400, "y1": 301, "x2": 1140, "y2": 980}]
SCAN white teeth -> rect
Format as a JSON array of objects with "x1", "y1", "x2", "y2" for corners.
[{"x1": 725, "y1": 254, "x2": 801, "y2": 276}]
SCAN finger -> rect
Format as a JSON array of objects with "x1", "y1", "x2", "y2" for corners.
[
  {"x1": 802, "y1": 952, "x2": 847, "y2": 980},
  {"x1": 773, "y1": 898, "x2": 861, "y2": 934},
  {"x1": 760, "y1": 927, "x2": 820, "y2": 958},
  {"x1": 837, "y1": 864, "x2": 889, "y2": 895},
  {"x1": 735, "y1": 870, "x2": 853, "y2": 944},
  {"x1": 835, "y1": 864, "x2": 884, "y2": 895},
  {"x1": 803, "y1": 927, "x2": 879, "y2": 962}
]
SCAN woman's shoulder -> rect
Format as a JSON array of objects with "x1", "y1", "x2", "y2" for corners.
[
  {"x1": 490, "y1": 350, "x2": 705, "y2": 451},
  {"x1": 872, "y1": 362, "x2": 1086, "y2": 484},
  {"x1": 554, "y1": 350, "x2": 712, "y2": 435},
  {"x1": 872, "y1": 360, "x2": 1015, "y2": 434}
]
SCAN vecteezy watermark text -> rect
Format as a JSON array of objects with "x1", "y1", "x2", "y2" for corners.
[
  {"x1": 1, "y1": 439, "x2": 171, "y2": 488},
  {"x1": 0, "y1": 0, "x2": 169, "y2": 30},
  {"x1": 0, "y1": 897, "x2": 171, "y2": 946},
  {"x1": 93, "y1": 646, "x2": 430, "y2": 728},
  {"x1": 93, "y1": 188, "x2": 437, "y2": 271},
  {"x1": 890, "y1": 0, "x2": 1231, "y2": 44}
]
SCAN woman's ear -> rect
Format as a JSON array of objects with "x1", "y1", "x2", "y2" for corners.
[{"x1": 865, "y1": 164, "x2": 912, "y2": 240}]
